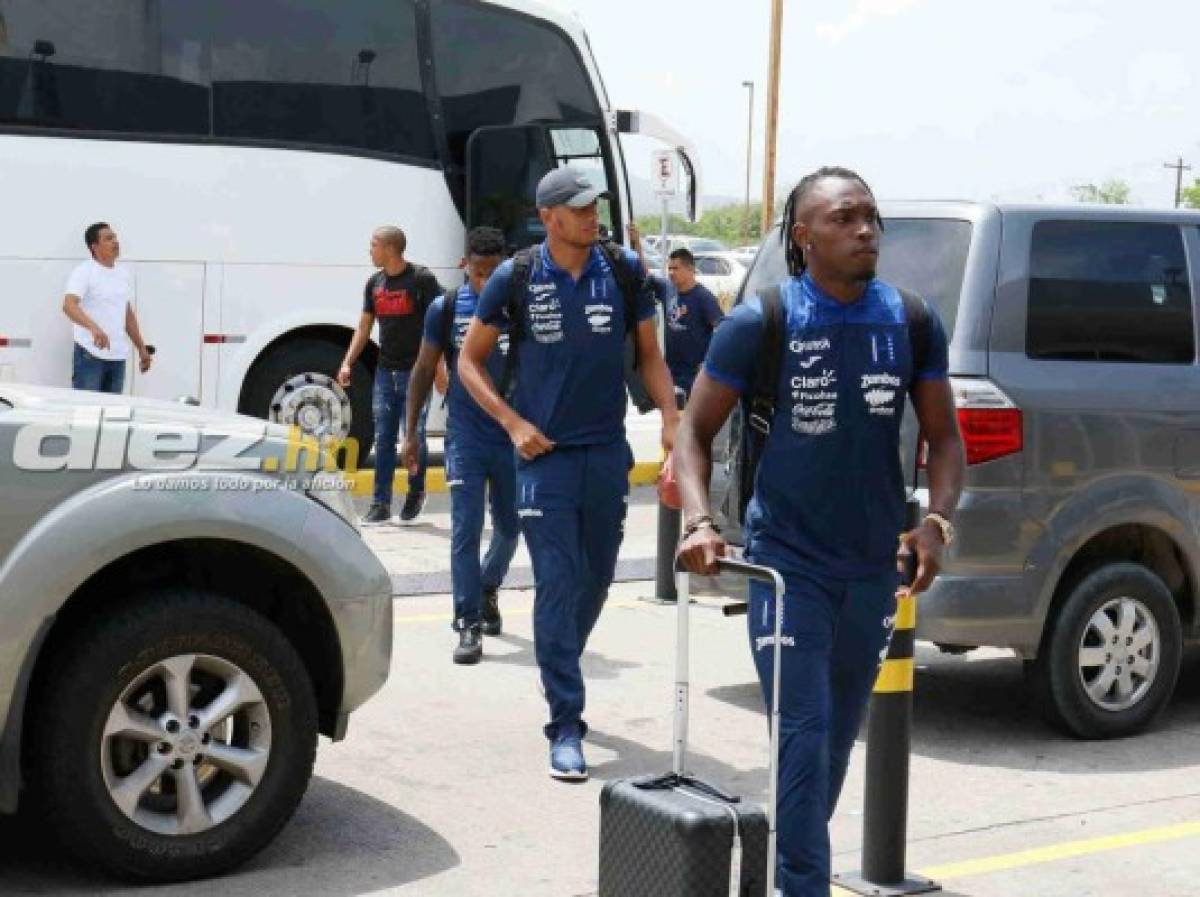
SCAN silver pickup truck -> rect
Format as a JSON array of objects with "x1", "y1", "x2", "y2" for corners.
[{"x1": 0, "y1": 384, "x2": 392, "y2": 882}]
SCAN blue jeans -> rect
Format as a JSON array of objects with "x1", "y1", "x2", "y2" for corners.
[
  {"x1": 71, "y1": 344, "x2": 125, "y2": 394},
  {"x1": 447, "y1": 437, "x2": 519, "y2": 628},
  {"x1": 372, "y1": 366, "x2": 427, "y2": 506},
  {"x1": 517, "y1": 441, "x2": 633, "y2": 739},
  {"x1": 746, "y1": 568, "x2": 897, "y2": 897}
]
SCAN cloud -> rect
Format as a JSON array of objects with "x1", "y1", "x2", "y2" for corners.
[{"x1": 815, "y1": 0, "x2": 927, "y2": 44}]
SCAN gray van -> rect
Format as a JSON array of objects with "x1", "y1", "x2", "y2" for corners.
[{"x1": 721, "y1": 202, "x2": 1200, "y2": 740}]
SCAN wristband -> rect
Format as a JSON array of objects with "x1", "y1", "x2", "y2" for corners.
[{"x1": 682, "y1": 515, "x2": 720, "y2": 539}]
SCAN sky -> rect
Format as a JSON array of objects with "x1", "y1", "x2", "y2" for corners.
[{"x1": 553, "y1": 0, "x2": 1200, "y2": 215}]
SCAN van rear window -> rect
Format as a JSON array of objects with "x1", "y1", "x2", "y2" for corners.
[
  {"x1": 1026, "y1": 220, "x2": 1194, "y2": 364},
  {"x1": 740, "y1": 218, "x2": 972, "y2": 336}
]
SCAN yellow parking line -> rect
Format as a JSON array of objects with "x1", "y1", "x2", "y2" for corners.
[
  {"x1": 918, "y1": 820, "x2": 1200, "y2": 881},
  {"x1": 350, "y1": 461, "x2": 662, "y2": 497}
]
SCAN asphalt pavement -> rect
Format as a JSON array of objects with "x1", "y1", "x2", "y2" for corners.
[{"x1": 4, "y1": 487, "x2": 1200, "y2": 896}]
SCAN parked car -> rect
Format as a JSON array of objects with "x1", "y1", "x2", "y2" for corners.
[
  {"x1": 0, "y1": 384, "x2": 393, "y2": 881},
  {"x1": 664, "y1": 235, "x2": 730, "y2": 254},
  {"x1": 718, "y1": 201, "x2": 1200, "y2": 740},
  {"x1": 692, "y1": 251, "x2": 748, "y2": 310},
  {"x1": 731, "y1": 246, "x2": 759, "y2": 268}
]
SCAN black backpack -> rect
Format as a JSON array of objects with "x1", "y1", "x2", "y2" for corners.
[
  {"x1": 498, "y1": 240, "x2": 657, "y2": 413},
  {"x1": 726, "y1": 285, "x2": 933, "y2": 526}
]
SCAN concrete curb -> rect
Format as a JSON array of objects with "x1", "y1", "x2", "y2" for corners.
[{"x1": 347, "y1": 460, "x2": 662, "y2": 498}]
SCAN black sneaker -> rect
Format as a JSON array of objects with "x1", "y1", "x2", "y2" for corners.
[
  {"x1": 453, "y1": 624, "x2": 483, "y2": 665},
  {"x1": 399, "y1": 490, "x2": 426, "y2": 523},
  {"x1": 481, "y1": 589, "x2": 503, "y2": 636},
  {"x1": 361, "y1": 503, "x2": 392, "y2": 525}
]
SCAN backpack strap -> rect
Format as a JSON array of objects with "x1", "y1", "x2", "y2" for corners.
[
  {"x1": 498, "y1": 248, "x2": 537, "y2": 399},
  {"x1": 898, "y1": 287, "x2": 931, "y2": 378},
  {"x1": 597, "y1": 239, "x2": 647, "y2": 338},
  {"x1": 748, "y1": 285, "x2": 785, "y2": 435},
  {"x1": 441, "y1": 289, "x2": 457, "y2": 360}
]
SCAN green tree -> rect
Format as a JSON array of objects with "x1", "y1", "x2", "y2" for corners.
[
  {"x1": 1070, "y1": 179, "x2": 1132, "y2": 205},
  {"x1": 1181, "y1": 179, "x2": 1200, "y2": 210},
  {"x1": 634, "y1": 201, "x2": 768, "y2": 249}
]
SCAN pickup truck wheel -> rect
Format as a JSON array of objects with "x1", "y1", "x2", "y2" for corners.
[
  {"x1": 1032, "y1": 563, "x2": 1181, "y2": 739},
  {"x1": 30, "y1": 591, "x2": 317, "y2": 882}
]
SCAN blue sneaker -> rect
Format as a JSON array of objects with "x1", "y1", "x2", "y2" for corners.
[{"x1": 549, "y1": 728, "x2": 588, "y2": 781}]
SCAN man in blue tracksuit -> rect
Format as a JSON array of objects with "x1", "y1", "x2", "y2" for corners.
[
  {"x1": 673, "y1": 167, "x2": 965, "y2": 895},
  {"x1": 402, "y1": 227, "x2": 518, "y2": 665},
  {"x1": 458, "y1": 167, "x2": 680, "y2": 781}
]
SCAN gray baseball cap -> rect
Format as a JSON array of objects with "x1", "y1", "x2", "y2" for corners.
[{"x1": 535, "y1": 166, "x2": 609, "y2": 209}]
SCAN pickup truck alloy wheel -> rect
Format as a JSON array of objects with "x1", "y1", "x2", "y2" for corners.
[
  {"x1": 1076, "y1": 596, "x2": 1159, "y2": 713},
  {"x1": 100, "y1": 653, "x2": 272, "y2": 836},
  {"x1": 31, "y1": 590, "x2": 317, "y2": 882}
]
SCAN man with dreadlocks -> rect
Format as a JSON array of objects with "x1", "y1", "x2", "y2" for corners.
[{"x1": 673, "y1": 167, "x2": 965, "y2": 895}]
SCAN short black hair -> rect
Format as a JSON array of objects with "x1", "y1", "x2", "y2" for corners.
[
  {"x1": 84, "y1": 222, "x2": 110, "y2": 256},
  {"x1": 780, "y1": 166, "x2": 880, "y2": 276},
  {"x1": 466, "y1": 226, "x2": 506, "y2": 258},
  {"x1": 668, "y1": 247, "x2": 695, "y2": 266}
]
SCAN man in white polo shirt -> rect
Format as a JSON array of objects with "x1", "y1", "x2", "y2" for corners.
[{"x1": 63, "y1": 222, "x2": 153, "y2": 394}]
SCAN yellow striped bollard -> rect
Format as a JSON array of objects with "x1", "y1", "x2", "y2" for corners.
[{"x1": 836, "y1": 499, "x2": 941, "y2": 896}]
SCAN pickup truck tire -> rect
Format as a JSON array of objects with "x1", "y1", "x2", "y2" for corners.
[
  {"x1": 1032, "y1": 563, "x2": 1181, "y2": 739},
  {"x1": 30, "y1": 590, "x2": 317, "y2": 882}
]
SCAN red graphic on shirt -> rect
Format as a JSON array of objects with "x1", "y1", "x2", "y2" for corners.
[{"x1": 374, "y1": 287, "x2": 414, "y2": 317}]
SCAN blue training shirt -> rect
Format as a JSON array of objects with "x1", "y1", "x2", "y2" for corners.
[
  {"x1": 662, "y1": 282, "x2": 724, "y2": 382},
  {"x1": 704, "y1": 273, "x2": 950, "y2": 580},
  {"x1": 424, "y1": 285, "x2": 511, "y2": 446},
  {"x1": 475, "y1": 242, "x2": 655, "y2": 447}
]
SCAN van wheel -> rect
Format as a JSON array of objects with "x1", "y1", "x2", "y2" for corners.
[
  {"x1": 1032, "y1": 563, "x2": 1181, "y2": 739},
  {"x1": 240, "y1": 339, "x2": 373, "y2": 454},
  {"x1": 30, "y1": 591, "x2": 317, "y2": 882}
]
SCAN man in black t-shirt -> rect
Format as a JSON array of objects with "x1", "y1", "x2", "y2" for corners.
[{"x1": 339, "y1": 225, "x2": 444, "y2": 525}]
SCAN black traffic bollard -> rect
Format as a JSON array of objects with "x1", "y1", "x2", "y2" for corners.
[{"x1": 835, "y1": 495, "x2": 940, "y2": 896}]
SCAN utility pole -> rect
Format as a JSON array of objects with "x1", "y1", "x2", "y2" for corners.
[
  {"x1": 761, "y1": 0, "x2": 784, "y2": 234},
  {"x1": 1165, "y1": 156, "x2": 1191, "y2": 208},
  {"x1": 742, "y1": 80, "x2": 754, "y2": 242}
]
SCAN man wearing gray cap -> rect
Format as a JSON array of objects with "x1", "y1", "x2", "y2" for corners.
[{"x1": 459, "y1": 167, "x2": 680, "y2": 780}]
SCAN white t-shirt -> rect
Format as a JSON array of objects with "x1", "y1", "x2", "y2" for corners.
[{"x1": 65, "y1": 259, "x2": 132, "y2": 361}]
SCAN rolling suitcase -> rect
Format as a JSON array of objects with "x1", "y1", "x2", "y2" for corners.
[{"x1": 598, "y1": 557, "x2": 786, "y2": 897}]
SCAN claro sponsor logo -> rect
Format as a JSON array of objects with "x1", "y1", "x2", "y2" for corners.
[{"x1": 10, "y1": 406, "x2": 357, "y2": 481}]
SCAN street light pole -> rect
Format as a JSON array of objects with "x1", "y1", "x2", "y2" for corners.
[
  {"x1": 742, "y1": 80, "x2": 754, "y2": 243},
  {"x1": 761, "y1": 0, "x2": 784, "y2": 234}
]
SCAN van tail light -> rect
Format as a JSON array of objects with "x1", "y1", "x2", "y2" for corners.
[{"x1": 950, "y1": 377, "x2": 1023, "y2": 465}]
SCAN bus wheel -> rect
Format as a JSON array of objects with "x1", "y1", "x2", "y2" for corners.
[{"x1": 240, "y1": 339, "x2": 374, "y2": 454}]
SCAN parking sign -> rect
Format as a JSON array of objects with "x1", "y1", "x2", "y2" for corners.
[{"x1": 653, "y1": 150, "x2": 677, "y2": 197}]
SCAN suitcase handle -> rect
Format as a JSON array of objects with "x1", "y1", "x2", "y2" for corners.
[{"x1": 672, "y1": 554, "x2": 785, "y2": 897}]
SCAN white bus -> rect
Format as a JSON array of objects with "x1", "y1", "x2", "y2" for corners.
[{"x1": 0, "y1": 0, "x2": 698, "y2": 448}]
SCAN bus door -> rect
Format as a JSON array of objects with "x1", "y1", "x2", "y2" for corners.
[{"x1": 465, "y1": 124, "x2": 620, "y2": 251}]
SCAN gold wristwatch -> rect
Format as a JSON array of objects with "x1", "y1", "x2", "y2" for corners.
[{"x1": 924, "y1": 512, "x2": 955, "y2": 546}]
